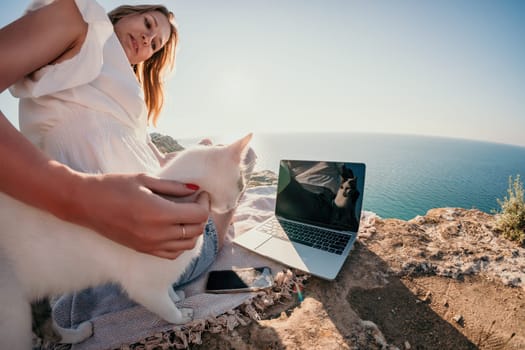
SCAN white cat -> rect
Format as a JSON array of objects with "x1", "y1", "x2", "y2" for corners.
[{"x1": 0, "y1": 133, "x2": 253, "y2": 349}]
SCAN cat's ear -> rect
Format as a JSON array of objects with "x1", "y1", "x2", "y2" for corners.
[{"x1": 228, "y1": 133, "x2": 253, "y2": 162}]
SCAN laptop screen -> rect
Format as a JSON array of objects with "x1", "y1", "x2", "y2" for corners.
[{"x1": 275, "y1": 160, "x2": 366, "y2": 232}]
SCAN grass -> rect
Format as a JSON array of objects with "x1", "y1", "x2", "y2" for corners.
[{"x1": 495, "y1": 175, "x2": 525, "y2": 245}]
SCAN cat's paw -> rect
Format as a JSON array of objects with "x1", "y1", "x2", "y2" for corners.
[
  {"x1": 165, "y1": 307, "x2": 194, "y2": 324},
  {"x1": 56, "y1": 320, "x2": 93, "y2": 344},
  {"x1": 75, "y1": 321, "x2": 93, "y2": 342},
  {"x1": 179, "y1": 308, "x2": 194, "y2": 323}
]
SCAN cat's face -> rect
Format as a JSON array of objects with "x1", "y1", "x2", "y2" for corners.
[
  {"x1": 160, "y1": 133, "x2": 254, "y2": 214},
  {"x1": 205, "y1": 134, "x2": 254, "y2": 213}
]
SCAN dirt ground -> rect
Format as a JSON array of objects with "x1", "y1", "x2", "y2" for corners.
[
  {"x1": 193, "y1": 240, "x2": 525, "y2": 350},
  {"x1": 348, "y1": 274, "x2": 524, "y2": 349}
]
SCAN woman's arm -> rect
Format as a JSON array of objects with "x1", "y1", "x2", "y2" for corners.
[{"x1": 0, "y1": 0, "x2": 87, "y2": 90}]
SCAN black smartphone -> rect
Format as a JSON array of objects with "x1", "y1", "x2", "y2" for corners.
[{"x1": 205, "y1": 267, "x2": 273, "y2": 293}]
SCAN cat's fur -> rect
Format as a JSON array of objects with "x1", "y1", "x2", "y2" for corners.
[{"x1": 0, "y1": 133, "x2": 253, "y2": 349}]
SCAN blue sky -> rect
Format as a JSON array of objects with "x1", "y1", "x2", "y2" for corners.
[{"x1": 1, "y1": 0, "x2": 524, "y2": 146}]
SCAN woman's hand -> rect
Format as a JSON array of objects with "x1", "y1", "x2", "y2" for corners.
[{"x1": 64, "y1": 172, "x2": 211, "y2": 259}]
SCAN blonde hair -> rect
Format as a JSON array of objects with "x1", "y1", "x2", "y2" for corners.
[{"x1": 108, "y1": 4, "x2": 178, "y2": 126}]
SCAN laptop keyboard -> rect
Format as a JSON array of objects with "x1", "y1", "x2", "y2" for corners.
[{"x1": 259, "y1": 218, "x2": 351, "y2": 255}]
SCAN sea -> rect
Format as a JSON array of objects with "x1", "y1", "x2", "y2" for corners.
[{"x1": 182, "y1": 132, "x2": 525, "y2": 221}]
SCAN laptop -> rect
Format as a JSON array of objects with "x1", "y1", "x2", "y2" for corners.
[{"x1": 233, "y1": 160, "x2": 366, "y2": 280}]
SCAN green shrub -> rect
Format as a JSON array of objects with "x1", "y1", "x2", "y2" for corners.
[{"x1": 495, "y1": 175, "x2": 525, "y2": 245}]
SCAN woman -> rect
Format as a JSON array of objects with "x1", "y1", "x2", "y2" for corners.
[{"x1": 1, "y1": 0, "x2": 240, "y2": 340}]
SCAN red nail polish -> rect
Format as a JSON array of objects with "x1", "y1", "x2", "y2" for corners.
[{"x1": 185, "y1": 183, "x2": 200, "y2": 190}]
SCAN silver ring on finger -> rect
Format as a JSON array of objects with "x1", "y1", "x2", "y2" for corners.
[{"x1": 181, "y1": 224, "x2": 186, "y2": 239}]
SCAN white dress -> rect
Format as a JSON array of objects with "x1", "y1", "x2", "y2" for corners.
[{"x1": 10, "y1": 0, "x2": 160, "y2": 175}]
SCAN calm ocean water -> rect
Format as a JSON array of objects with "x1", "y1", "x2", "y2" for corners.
[{"x1": 185, "y1": 132, "x2": 525, "y2": 220}]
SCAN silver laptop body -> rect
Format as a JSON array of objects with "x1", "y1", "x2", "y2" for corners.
[{"x1": 233, "y1": 160, "x2": 366, "y2": 280}]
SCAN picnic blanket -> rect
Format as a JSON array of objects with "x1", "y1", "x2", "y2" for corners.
[{"x1": 49, "y1": 185, "x2": 294, "y2": 350}]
